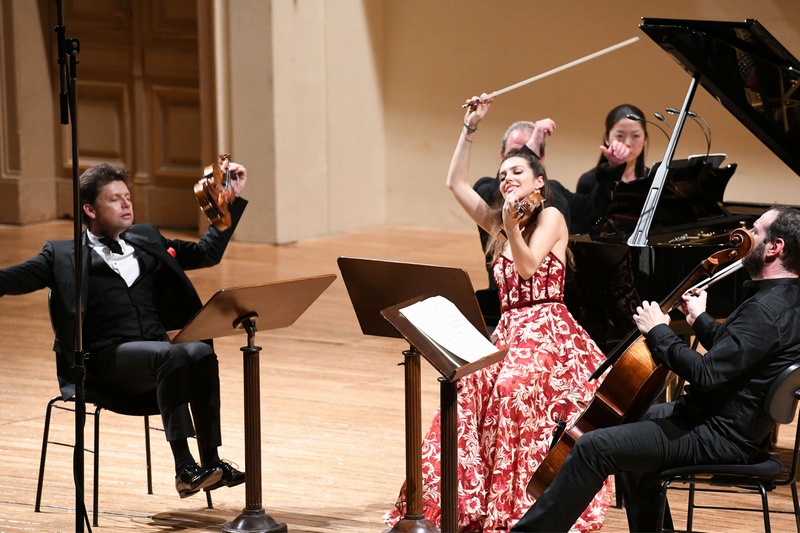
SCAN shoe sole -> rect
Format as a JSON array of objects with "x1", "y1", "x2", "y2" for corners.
[{"x1": 178, "y1": 469, "x2": 223, "y2": 499}]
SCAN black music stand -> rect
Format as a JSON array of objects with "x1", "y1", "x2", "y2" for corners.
[
  {"x1": 171, "y1": 274, "x2": 337, "y2": 533},
  {"x1": 338, "y1": 257, "x2": 506, "y2": 533}
]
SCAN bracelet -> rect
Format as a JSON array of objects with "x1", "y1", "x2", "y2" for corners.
[
  {"x1": 463, "y1": 122, "x2": 477, "y2": 132},
  {"x1": 463, "y1": 133, "x2": 474, "y2": 143}
]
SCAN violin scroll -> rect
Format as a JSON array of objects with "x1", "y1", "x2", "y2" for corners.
[{"x1": 512, "y1": 192, "x2": 546, "y2": 228}]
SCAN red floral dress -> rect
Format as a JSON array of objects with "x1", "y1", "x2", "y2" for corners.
[{"x1": 384, "y1": 252, "x2": 611, "y2": 532}]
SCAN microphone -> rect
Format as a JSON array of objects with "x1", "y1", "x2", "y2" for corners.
[
  {"x1": 654, "y1": 112, "x2": 674, "y2": 133},
  {"x1": 626, "y1": 113, "x2": 670, "y2": 141},
  {"x1": 666, "y1": 107, "x2": 712, "y2": 158}
]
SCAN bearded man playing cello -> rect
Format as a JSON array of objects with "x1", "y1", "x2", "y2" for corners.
[{"x1": 511, "y1": 205, "x2": 800, "y2": 532}]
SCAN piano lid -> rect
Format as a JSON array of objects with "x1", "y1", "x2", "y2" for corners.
[{"x1": 640, "y1": 18, "x2": 800, "y2": 176}]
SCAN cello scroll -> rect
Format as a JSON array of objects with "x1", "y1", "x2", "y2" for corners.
[{"x1": 664, "y1": 227, "x2": 753, "y2": 312}]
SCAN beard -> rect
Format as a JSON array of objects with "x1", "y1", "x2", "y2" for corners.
[{"x1": 742, "y1": 240, "x2": 766, "y2": 278}]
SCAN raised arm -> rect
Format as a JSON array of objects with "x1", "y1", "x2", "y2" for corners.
[
  {"x1": 524, "y1": 118, "x2": 556, "y2": 159},
  {"x1": 446, "y1": 94, "x2": 498, "y2": 233}
]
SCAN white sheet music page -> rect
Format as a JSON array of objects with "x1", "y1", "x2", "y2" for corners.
[{"x1": 399, "y1": 295, "x2": 497, "y2": 364}]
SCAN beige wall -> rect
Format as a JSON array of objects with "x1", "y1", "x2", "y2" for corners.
[
  {"x1": 0, "y1": 0, "x2": 58, "y2": 224},
  {"x1": 2, "y1": 1, "x2": 799, "y2": 242},
  {"x1": 382, "y1": 0, "x2": 800, "y2": 230},
  {"x1": 221, "y1": 0, "x2": 387, "y2": 244}
]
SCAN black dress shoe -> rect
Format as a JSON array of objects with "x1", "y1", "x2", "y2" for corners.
[
  {"x1": 175, "y1": 462, "x2": 223, "y2": 498},
  {"x1": 205, "y1": 459, "x2": 245, "y2": 491}
]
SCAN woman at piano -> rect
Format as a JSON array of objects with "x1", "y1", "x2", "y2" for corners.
[
  {"x1": 383, "y1": 94, "x2": 611, "y2": 532},
  {"x1": 576, "y1": 103, "x2": 650, "y2": 197}
]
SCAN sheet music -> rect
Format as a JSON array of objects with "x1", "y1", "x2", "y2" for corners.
[{"x1": 399, "y1": 295, "x2": 498, "y2": 364}]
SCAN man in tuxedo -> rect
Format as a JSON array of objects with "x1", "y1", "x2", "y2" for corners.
[{"x1": 0, "y1": 162, "x2": 247, "y2": 498}]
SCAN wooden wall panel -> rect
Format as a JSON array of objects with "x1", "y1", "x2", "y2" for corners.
[
  {"x1": 150, "y1": 85, "x2": 202, "y2": 186},
  {"x1": 51, "y1": 0, "x2": 203, "y2": 230},
  {"x1": 62, "y1": 81, "x2": 131, "y2": 171},
  {"x1": 0, "y1": 1, "x2": 21, "y2": 176}
]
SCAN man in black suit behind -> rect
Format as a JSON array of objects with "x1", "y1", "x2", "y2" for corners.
[{"x1": 0, "y1": 162, "x2": 247, "y2": 498}]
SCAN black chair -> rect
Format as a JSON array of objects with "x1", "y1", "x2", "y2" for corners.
[
  {"x1": 656, "y1": 362, "x2": 800, "y2": 533},
  {"x1": 34, "y1": 294, "x2": 212, "y2": 526},
  {"x1": 35, "y1": 388, "x2": 165, "y2": 526}
]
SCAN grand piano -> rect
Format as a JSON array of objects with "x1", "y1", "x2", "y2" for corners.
[{"x1": 568, "y1": 18, "x2": 800, "y2": 355}]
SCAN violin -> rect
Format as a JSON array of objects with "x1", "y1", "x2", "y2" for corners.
[
  {"x1": 195, "y1": 153, "x2": 234, "y2": 231},
  {"x1": 511, "y1": 192, "x2": 546, "y2": 228}
]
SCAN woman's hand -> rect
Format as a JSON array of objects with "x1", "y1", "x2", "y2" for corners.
[
  {"x1": 501, "y1": 193, "x2": 522, "y2": 234},
  {"x1": 599, "y1": 139, "x2": 631, "y2": 168},
  {"x1": 464, "y1": 93, "x2": 494, "y2": 130}
]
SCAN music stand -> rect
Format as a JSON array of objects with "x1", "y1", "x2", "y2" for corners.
[
  {"x1": 338, "y1": 257, "x2": 505, "y2": 533},
  {"x1": 171, "y1": 274, "x2": 337, "y2": 533}
]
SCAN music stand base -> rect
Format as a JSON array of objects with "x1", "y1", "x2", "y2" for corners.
[
  {"x1": 385, "y1": 516, "x2": 438, "y2": 533},
  {"x1": 221, "y1": 509, "x2": 287, "y2": 533}
]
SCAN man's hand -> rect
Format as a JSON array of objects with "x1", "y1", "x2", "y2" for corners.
[
  {"x1": 633, "y1": 300, "x2": 670, "y2": 335},
  {"x1": 227, "y1": 162, "x2": 247, "y2": 197},
  {"x1": 526, "y1": 118, "x2": 556, "y2": 159},
  {"x1": 676, "y1": 288, "x2": 707, "y2": 326}
]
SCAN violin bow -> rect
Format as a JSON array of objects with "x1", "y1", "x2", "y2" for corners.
[{"x1": 462, "y1": 36, "x2": 640, "y2": 108}]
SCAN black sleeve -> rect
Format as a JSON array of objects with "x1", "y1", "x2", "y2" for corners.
[
  {"x1": 546, "y1": 180, "x2": 572, "y2": 232},
  {"x1": 473, "y1": 177, "x2": 498, "y2": 289}
]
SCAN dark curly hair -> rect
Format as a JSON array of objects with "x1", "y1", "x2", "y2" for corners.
[{"x1": 764, "y1": 205, "x2": 800, "y2": 275}]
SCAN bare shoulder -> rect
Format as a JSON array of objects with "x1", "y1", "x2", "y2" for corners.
[{"x1": 538, "y1": 205, "x2": 568, "y2": 228}]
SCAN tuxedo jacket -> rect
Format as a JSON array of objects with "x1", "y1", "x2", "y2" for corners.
[{"x1": 0, "y1": 198, "x2": 248, "y2": 399}]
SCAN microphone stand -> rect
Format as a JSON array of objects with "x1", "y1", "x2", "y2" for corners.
[
  {"x1": 55, "y1": 1, "x2": 89, "y2": 531},
  {"x1": 625, "y1": 112, "x2": 670, "y2": 141},
  {"x1": 666, "y1": 107, "x2": 712, "y2": 159}
]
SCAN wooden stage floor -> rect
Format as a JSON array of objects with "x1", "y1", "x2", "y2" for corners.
[{"x1": 0, "y1": 221, "x2": 796, "y2": 532}]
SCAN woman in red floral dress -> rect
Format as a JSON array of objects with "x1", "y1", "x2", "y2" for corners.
[{"x1": 384, "y1": 95, "x2": 611, "y2": 532}]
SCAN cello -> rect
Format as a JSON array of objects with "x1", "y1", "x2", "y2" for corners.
[
  {"x1": 527, "y1": 227, "x2": 753, "y2": 499},
  {"x1": 195, "y1": 153, "x2": 234, "y2": 231}
]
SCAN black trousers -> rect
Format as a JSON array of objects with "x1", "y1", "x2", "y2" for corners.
[
  {"x1": 89, "y1": 340, "x2": 222, "y2": 447},
  {"x1": 511, "y1": 403, "x2": 749, "y2": 532}
]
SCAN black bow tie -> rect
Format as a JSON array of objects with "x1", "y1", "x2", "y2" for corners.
[{"x1": 98, "y1": 236, "x2": 123, "y2": 255}]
